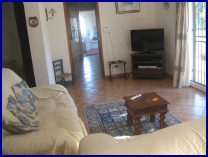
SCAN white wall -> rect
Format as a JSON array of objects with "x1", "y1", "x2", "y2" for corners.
[
  {"x1": 98, "y1": 2, "x2": 157, "y2": 75},
  {"x1": 2, "y1": 2, "x2": 23, "y2": 67},
  {"x1": 80, "y1": 11, "x2": 96, "y2": 39},
  {"x1": 23, "y1": 2, "x2": 177, "y2": 82},
  {"x1": 155, "y1": 2, "x2": 177, "y2": 75},
  {"x1": 24, "y1": 2, "x2": 72, "y2": 85},
  {"x1": 45, "y1": 2, "x2": 72, "y2": 74},
  {"x1": 24, "y1": 2, "x2": 55, "y2": 86},
  {"x1": 39, "y1": 3, "x2": 56, "y2": 85}
]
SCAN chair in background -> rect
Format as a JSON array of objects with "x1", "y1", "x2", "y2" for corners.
[{"x1": 52, "y1": 59, "x2": 74, "y2": 86}]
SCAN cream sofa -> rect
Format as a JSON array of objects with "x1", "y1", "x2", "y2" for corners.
[
  {"x1": 2, "y1": 68, "x2": 206, "y2": 155},
  {"x1": 79, "y1": 117, "x2": 206, "y2": 155},
  {"x1": 2, "y1": 68, "x2": 87, "y2": 154}
]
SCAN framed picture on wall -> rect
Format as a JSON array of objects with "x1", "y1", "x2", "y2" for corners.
[{"x1": 115, "y1": 2, "x2": 140, "y2": 14}]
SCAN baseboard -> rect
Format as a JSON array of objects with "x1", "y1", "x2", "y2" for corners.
[
  {"x1": 190, "y1": 81, "x2": 206, "y2": 92},
  {"x1": 104, "y1": 73, "x2": 206, "y2": 93},
  {"x1": 105, "y1": 72, "x2": 172, "y2": 79}
]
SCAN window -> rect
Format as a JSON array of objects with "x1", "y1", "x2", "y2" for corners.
[{"x1": 192, "y1": 2, "x2": 206, "y2": 86}]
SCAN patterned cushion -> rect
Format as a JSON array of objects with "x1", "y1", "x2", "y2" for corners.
[
  {"x1": 2, "y1": 116, "x2": 39, "y2": 134},
  {"x1": 12, "y1": 80, "x2": 38, "y2": 112},
  {"x1": 7, "y1": 95, "x2": 39, "y2": 127}
]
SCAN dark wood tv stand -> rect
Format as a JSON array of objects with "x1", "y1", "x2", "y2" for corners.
[{"x1": 131, "y1": 51, "x2": 165, "y2": 79}]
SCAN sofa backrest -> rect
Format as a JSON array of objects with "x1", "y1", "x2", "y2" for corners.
[{"x1": 2, "y1": 68, "x2": 22, "y2": 122}]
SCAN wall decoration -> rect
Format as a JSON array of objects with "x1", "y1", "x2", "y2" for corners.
[
  {"x1": 163, "y1": 2, "x2": 169, "y2": 10},
  {"x1": 28, "y1": 17, "x2": 38, "y2": 27},
  {"x1": 115, "y1": 2, "x2": 140, "y2": 14},
  {"x1": 45, "y1": 8, "x2": 57, "y2": 21}
]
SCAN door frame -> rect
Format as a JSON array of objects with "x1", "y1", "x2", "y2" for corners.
[
  {"x1": 63, "y1": 2, "x2": 105, "y2": 79},
  {"x1": 63, "y1": 3, "x2": 76, "y2": 81},
  {"x1": 95, "y1": 2, "x2": 105, "y2": 79},
  {"x1": 76, "y1": 10, "x2": 84, "y2": 57}
]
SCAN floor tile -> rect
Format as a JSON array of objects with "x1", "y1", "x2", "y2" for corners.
[
  {"x1": 177, "y1": 115, "x2": 202, "y2": 123},
  {"x1": 189, "y1": 90, "x2": 206, "y2": 99},
  {"x1": 184, "y1": 99, "x2": 206, "y2": 107},
  {"x1": 70, "y1": 54, "x2": 206, "y2": 128},
  {"x1": 166, "y1": 97, "x2": 187, "y2": 106},
  {"x1": 179, "y1": 106, "x2": 205, "y2": 117},
  {"x1": 168, "y1": 104, "x2": 183, "y2": 113}
]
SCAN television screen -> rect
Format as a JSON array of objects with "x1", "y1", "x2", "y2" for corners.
[{"x1": 130, "y1": 28, "x2": 164, "y2": 52}]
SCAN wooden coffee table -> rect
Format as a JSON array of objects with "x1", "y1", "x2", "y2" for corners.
[{"x1": 123, "y1": 92, "x2": 169, "y2": 135}]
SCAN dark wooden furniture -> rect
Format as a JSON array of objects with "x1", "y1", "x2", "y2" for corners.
[
  {"x1": 130, "y1": 51, "x2": 165, "y2": 79},
  {"x1": 123, "y1": 92, "x2": 169, "y2": 135},
  {"x1": 52, "y1": 59, "x2": 75, "y2": 86},
  {"x1": 108, "y1": 60, "x2": 127, "y2": 81}
]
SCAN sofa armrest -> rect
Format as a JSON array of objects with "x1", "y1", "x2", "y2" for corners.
[
  {"x1": 79, "y1": 118, "x2": 206, "y2": 155},
  {"x1": 79, "y1": 133, "x2": 119, "y2": 154},
  {"x1": 3, "y1": 128, "x2": 79, "y2": 154}
]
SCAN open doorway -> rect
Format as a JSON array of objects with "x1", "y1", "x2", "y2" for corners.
[
  {"x1": 67, "y1": 2, "x2": 104, "y2": 83},
  {"x1": 79, "y1": 10, "x2": 99, "y2": 56}
]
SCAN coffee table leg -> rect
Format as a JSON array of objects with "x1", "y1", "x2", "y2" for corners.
[
  {"x1": 127, "y1": 110, "x2": 133, "y2": 126},
  {"x1": 134, "y1": 117, "x2": 141, "y2": 135},
  {"x1": 160, "y1": 112, "x2": 167, "y2": 129},
  {"x1": 150, "y1": 114, "x2": 155, "y2": 122}
]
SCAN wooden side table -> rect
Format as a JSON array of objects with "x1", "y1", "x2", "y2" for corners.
[
  {"x1": 123, "y1": 92, "x2": 169, "y2": 135},
  {"x1": 108, "y1": 60, "x2": 127, "y2": 81}
]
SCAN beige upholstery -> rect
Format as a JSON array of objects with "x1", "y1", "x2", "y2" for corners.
[
  {"x1": 79, "y1": 118, "x2": 206, "y2": 155},
  {"x1": 2, "y1": 68, "x2": 22, "y2": 123},
  {"x1": 2, "y1": 68, "x2": 87, "y2": 154},
  {"x1": 2, "y1": 68, "x2": 206, "y2": 155}
]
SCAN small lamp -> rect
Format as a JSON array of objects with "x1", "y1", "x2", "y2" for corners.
[{"x1": 45, "y1": 8, "x2": 57, "y2": 21}]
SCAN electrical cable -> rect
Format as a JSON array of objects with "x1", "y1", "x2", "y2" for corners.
[
  {"x1": 105, "y1": 33, "x2": 114, "y2": 75},
  {"x1": 109, "y1": 32, "x2": 116, "y2": 61}
]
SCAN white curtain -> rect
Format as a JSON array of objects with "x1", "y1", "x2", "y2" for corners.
[{"x1": 173, "y1": 2, "x2": 190, "y2": 88}]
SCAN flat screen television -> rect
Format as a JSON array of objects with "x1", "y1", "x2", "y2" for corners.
[{"x1": 130, "y1": 28, "x2": 164, "y2": 53}]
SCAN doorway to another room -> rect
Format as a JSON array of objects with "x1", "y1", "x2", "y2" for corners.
[
  {"x1": 79, "y1": 11, "x2": 99, "y2": 56},
  {"x1": 67, "y1": 2, "x2": 103, "y2": 83}
]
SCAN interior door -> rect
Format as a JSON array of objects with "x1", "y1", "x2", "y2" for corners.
[
  {"x1": 63, "y1": 2, "x2": 75, "y2": 80},
  {"x1": 68, "y1": 6, "x2": 83, "y2": 58}
]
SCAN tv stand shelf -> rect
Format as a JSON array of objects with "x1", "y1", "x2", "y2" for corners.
[{"x1": 130, "y1": 51, "x2": 165, "y2": 79}]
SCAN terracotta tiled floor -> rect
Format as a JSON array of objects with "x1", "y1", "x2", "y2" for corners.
[{"x1": 68, "y1": 55, "x2": 206, "y2": 131}]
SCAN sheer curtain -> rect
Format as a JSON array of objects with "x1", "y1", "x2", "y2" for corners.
[{"x1": 173, "y1": 2, "x2": 190, "y2": 88}]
